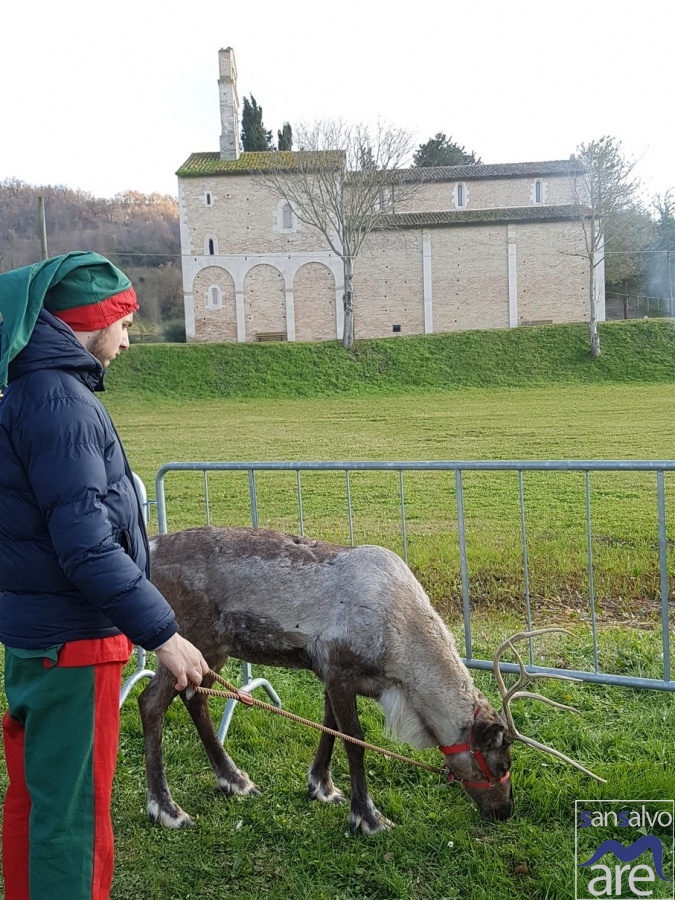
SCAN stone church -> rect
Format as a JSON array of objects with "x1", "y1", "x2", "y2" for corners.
[{"x1": 176, "y1": 48, "x2": 603, "y2": 344}]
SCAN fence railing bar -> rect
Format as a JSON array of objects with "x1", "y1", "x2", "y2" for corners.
[
  {"x1": 346, "y1": 471, "x2": 354, "y2": 547},
  {"x1": 296, "y1": 470, "x2": 305, "y2": 536},
  {"x1": 455, "y1": 469, "x2": 472, "y2": 661},
  {"x1": 518, "y1": 470, "x2": 534, "y2": 665},
  {"x1": 248, "y1": 469, "x2": 259, "y2": 529},
  {"x1": 399, "y1": 470, "x2": 408, "y2": 565},
  {"x1": 585, "y1": 471, "x2": 599, "y2": 673},
  {"x1": 155, "y1": 459, "x2": 675, "y2": 476},
  {"x1": 471, "y1": 659, "x2": 675, "y2": 691},
  {"x1": 657, "y1": 470, "x2": 671, "y2": 683},
  {"x1": 203, "y1": 471, "x2": 211, "y2": 526}
]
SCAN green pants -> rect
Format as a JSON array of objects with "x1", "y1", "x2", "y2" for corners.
[{"x1": 2, "y1": 636, "x2": 131, "y2": 900}]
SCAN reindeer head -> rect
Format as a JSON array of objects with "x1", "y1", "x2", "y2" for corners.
[
  {"x1": 440, "y1": 703, "x2": 515, "y2": 819},
  {"x1": 442, "y1": 628, "x2": 605, "y2": 820}
]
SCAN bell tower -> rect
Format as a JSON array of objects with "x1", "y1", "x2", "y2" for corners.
[{"x1": 218, "y1": 47, "x2": 240, "y2": 161}]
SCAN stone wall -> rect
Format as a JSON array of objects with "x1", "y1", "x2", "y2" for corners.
[
  {"x1": 430, "y1": 225, "x2": 510, "y2": 332},
  {"x1": 397, "y1": 175, "x2": 576, "y2": 212},
  {"x1": 516, "y1": 222, "x2": 589, "y2": 324},
  {"x1": 293, "y1": 263, "x2": 337, "y2": 341},
  {"x1": 352, "y1": 231, "x2": 425, "y2": 338},
  {"x1": 180, "y1": 174, "x2": 328, "y2": 257},
  {"x1": 193, "y1": 266, "x2": 237, "y2": 341}
]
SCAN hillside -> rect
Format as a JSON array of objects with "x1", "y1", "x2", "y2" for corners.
[
  {"x1": 0, "y1": 178, "x2": 184, "y2": 340},
  {"x1": 106, "y1": 319, "x2": 675, "y2": 400}
]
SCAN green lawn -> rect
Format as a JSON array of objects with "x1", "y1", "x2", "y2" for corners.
[
  {"x1": 108, "y1": 382, "x2": 675, "y2": 621},
  {"x1": 104, "y1": 381, "x2": 675, "y2": 899}
]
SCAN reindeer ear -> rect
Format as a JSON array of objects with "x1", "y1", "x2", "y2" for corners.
[{"x1": 473, "y1": 709, "x2": 507, "y2": 750}]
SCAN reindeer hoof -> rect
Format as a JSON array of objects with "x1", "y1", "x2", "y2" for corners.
[
  {"x1": 349, "y1": 808, "x2": 395, "y2": 835},
  {"x1": 216, "y1": 771, "x2": 260, "y2": 797},
  {"x1": 308, "y1": 777, "x2": 345, "y2": 805},
  {"x1": 147, "y1": 799, "x2": 194, "y2": 829}
]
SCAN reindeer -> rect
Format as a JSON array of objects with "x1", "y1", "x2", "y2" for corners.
[{"x1": 141, "y1": 526, "x2": 604, "y2": 834}]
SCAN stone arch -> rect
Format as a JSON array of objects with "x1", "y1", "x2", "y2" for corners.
[
  {"x1": 293, "y1": 263, "x2": 337, "y2": 342},
  {"x1": 193, "y1": 266, "x2": 237, "y2": 342},
  {"x1": 243, "y1": 264, "x2": 286, "y2": 339}
]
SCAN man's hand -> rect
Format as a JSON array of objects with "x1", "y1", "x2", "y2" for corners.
[{"x1": 155, "y1": 633, "x2": 210, "y2": 692}]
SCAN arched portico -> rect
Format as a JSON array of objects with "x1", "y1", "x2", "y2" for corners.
[{"x1": 182, "y1": 253, "x2": 344, "y2": 342}]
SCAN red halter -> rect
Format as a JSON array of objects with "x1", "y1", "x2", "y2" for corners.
[{"x1": 439, "y1": 710, "x2": 511, "y2": 791}]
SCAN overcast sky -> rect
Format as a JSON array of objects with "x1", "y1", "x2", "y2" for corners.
[{"x1": 2, "y1": 0, "x2": 672, "y2": 203}]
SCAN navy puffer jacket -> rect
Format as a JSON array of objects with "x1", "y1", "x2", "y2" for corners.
[{"x1": 0, "y1": 309, "x2": 178, "y2": 650}]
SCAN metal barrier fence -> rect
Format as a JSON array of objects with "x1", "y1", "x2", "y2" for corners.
[{"x1": 151, "y1": 459, "x2": 675, "y2": 696}]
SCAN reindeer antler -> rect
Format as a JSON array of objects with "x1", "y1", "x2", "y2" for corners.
[{"x1": 493, "y1": 628, "x2": 607, "y2": 784}]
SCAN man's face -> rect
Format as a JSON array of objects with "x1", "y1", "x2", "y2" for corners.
[{"x1": 83, "y1": 314, "x2": 133, "y2": 368}]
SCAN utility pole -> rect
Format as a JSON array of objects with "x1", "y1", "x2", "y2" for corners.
[{"x1": 38, "y1": 196, "x2": 48, "y2": 260}]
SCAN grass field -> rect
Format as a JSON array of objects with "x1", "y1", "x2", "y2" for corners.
[
  {"x1": 107, "y1": 380, "x2": 675, "y2": 624},
  {"x1": 3, "y1": 322, "x2": 675, "y2": 899}
]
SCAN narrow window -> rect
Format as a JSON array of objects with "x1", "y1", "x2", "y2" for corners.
[
  {"x1": 207, "y1": 285, "x2": 222, "y2": 310},
  {"x1": 456, "y1": 183, "x2": 466, "y2": 209},
  {"x1": 275, "y1": 199, "x2": 298, "y2": 233},
  {"x1": 205, "y1": 191, "x2": 212, "y2": 206},
  {"x1": 535, "y1": 180, "x2": 543, "y2": 204},
  {"x1": 208, "y1": 239, "x2": 215, "y2": 255},
  {"x1": 282, "y1": 202, "x2": 293, "y2": 231}
]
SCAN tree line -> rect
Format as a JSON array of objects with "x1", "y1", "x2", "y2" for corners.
[{"x1": 0, "y1": 178, "x2": 184, "y2": 341}]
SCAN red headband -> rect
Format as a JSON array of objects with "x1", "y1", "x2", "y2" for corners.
[{"x1": 52, "y1": 287, "x2": 139, "y2": 332}]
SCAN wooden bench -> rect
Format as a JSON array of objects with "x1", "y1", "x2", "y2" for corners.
[{"x1": 255, "y1": 332, "x2": 287, "y2": 342}]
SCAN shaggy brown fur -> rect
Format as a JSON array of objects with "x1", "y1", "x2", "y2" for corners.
[{"x1": 142, "y1": 526, "x2": 514, "y2": 833}]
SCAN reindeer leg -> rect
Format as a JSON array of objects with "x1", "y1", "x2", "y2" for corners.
[
  {"x1": 326, "y1": 684, "x2": 395, "y2": 835},
  {"x1": 307, "y1": 691, "x2": 345, "y2": 804},
  {"x1": 138, "y1": 669, "x2": 195, "y2": 828},
  {"x1": 180, "y1": 677, "x2": 260, "y2": 798}
]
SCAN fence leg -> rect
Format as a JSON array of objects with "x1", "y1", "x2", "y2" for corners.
[
  {"x1": 119, "y1": 646, "x2": 155, "y2": 708},
  {"x1": 217, "y1": 661, "x2": 282, "y2": 744}
]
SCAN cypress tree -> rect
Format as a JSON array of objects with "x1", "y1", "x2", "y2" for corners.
[
  {"x1": 277, "y1": 123, "x2": 293, "y2": 151},
  {"x1": 241, "y1": 95, "x2": 273, "y2": 152}
]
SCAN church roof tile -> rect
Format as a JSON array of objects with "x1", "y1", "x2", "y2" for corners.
[{"x1": 374, "y1": 205, "x2": 589, "y2": 228}]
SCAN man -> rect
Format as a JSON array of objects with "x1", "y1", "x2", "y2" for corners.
[{"x1": 0, "y1": 252, "x2": 209, "y2": 900}]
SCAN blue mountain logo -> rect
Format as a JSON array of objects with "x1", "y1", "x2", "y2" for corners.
[{"x1": 579, "y1": 835, "x2": 668, "y2": 881}]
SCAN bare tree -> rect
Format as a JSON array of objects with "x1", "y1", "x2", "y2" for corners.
[
  {"x1": 253, "y1": 120, "x2": 420, "y2": 349},
  {"x1": 571, "y1": 136, "x2": 642, "y2": 357}
]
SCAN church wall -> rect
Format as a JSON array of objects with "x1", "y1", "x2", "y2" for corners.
[
  {"x1": 429, "y1": 225, "x2": 510, "y2": 333},
  {"x1": 293, "y1": 263, "x2": 337, "y2": 342},
  {"x1": 180, "y1": 174, "x2": 329, "y2": 256},
  {"x1": 516, "y1": 222, "x2": 589, "y2": 324},
  {"x1": 352, "y1": 231, "x2": 425, "y2": 338},
  {"x1": 192, "y1": 266, "x2": 237, "y2": 342},
  {"x1": 243, "y1": 264, "x2": 287, "y2": 336},
  {"x1": 395, "y1": 175, "x2": 576, "y2": 212}
]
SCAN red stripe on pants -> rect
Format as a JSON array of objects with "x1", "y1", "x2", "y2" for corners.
[
  {"x1": 91, "y1": 661, "x2": 125, "y2": 899},
  {"x1": 2, "y1": 710, "x2": 30, "y2": 899}
]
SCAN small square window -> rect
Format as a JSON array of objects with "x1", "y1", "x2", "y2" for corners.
[{"x1": 392, "y1": 324, "x2": 401, "y2": 333}]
